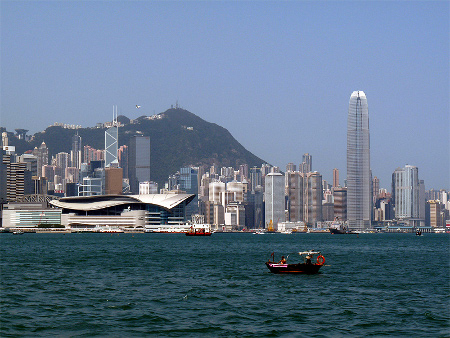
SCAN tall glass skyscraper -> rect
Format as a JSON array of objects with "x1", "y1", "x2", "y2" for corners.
[
  {"x1": 347, "y1": 91, "x2": 371, "y2": 230},
  {"x1": 128, "y1": 136, "x2": 151, "y2": 194}
]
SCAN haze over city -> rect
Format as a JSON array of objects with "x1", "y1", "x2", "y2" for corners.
[{"x1": 1, "y1": 1, "x2": 448, "y2": 190}]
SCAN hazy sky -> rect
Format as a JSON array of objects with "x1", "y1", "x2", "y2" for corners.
[{"x1": 1, "y1": 1, "x2": 449, "y2": 190}]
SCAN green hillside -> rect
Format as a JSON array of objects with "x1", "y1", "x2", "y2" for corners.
[{"x1": 7, "y1": 108, "x2": 265, "y2": 187}]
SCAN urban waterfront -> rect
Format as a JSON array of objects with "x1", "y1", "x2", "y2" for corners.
[{"x1": 1, "y1": 233, "x2": 449, "y2": 337}]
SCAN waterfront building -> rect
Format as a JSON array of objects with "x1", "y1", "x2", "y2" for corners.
[
  {"x1": 347, "y1": 91, "x2": 371, "y2": 230},
  {"x1": 48, "y1": 193, "x2": 195, "y2": 231},
  {"x1": 428, "y1": 200, "x2": 441, "y2": 228},
  {"x1": 128, "y1": 136, "x2": 150, "y2": 194},
  {"x1": 264, "y1": 172, "x2": 285, "y2": 230},
  {"x1": 2, "y1": 202, "x2": 61, "y2": 228}
]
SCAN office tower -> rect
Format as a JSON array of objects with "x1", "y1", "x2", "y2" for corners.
[
  {"x1": 65, "y1": 167, "x2": 79, "y2": 183},
  {"x1": 105, "y1": 126, "x2": 118, "y2": 168},
  {"x1": 300, "y1": 153, "x2": 312, "y2": 173},
  {"x1": 372, "y1": 176, "x2": 380, "y2": 204},
  {"x1": 428, "y1": 200, "x2": 441, "y2": 228},
  {"x1": 250, "y1": 167, "x2": 262, "y2": 192},
  {"x1": 333, "y1": 168, "x2": 339, "y2": 188},
  {"x1": 333, "y1": 187, "x2": 347, "y2": 221},
  {"x1": 71, "y1": 132, "x2": 82, "y2": 170},
  {"x1": 303, "y1": 172, "x2": 323, "y2": 225},
  {"x1": 118, "y1": 145, "x2": 128, "y2": 178},
  {"x1": 128, "y1": 136, "x2": 151, "y2": 194},
  {"x1": 17, "y1": 154, "x2": 38, "y2": 177},
  {"x1": 392, "y1": 165, "x2": 420, "y2": 220},
  {"x1": 179, "y1": 167, "x2": 199, "y2": 217},
  {"x1": 105, "y1": 167, "x2": 123, "y2": 195},
  {"x1": 56, "y1": 152, "x2": 70, "y2": 179},
  {"x1": 347, "y1": 91, "x2": 371, "y2": 230},
  {"x1": 7, "y1": 162, "x2": 33, "y2": 201},
  {"x1": 285, "y1": 171, "x2": 303, "y2": 222},
  {"x1": 264, "y1": 172, "x2": 285, "y2": 230},
  {"x1": 0, "y1": 149, "x2": 8, "y2": 203},
  {"x1": 32, "y1": 141, "x2": 48, "y2": 177}
]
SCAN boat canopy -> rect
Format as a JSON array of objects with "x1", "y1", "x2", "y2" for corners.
[{"x1": 298, "y1": 251, "x2": 321, "y2": 256}]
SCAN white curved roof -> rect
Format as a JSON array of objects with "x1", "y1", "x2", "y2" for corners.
[{"x1": 50, "y1": 194, "x2": 195, "y2": 211}]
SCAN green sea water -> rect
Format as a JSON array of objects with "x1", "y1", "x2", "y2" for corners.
[{"x1": 1, "y1": 233, "x2": 449, "y2": 337}]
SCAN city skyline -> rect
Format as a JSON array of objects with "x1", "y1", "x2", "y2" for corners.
[{"x1": 1, "y1": 1, "x2": 448, "y2": 190}]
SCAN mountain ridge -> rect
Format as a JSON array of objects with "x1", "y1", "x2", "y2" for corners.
[{"x1": 4, "y1": 108, "x2": 266, "y2": 188}]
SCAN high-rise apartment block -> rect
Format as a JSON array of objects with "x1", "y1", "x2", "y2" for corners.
[{"x1": 347, "y1": 91, "x2": 371, "y2": 230}]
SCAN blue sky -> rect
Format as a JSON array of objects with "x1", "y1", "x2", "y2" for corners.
[{"x1": 1, "y1": 1, "x2": 449, "y2": 190}]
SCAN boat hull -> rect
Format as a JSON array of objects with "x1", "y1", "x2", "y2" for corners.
[
  {"x1": 185, "y1": 232, "x2": 211, "y2": 236},
  {"x1": 329, "y1": 228, "x2": 358, "y2": 235},
  {"x1": 265, "y1": 262, "x2": 322, "y2": 274}
]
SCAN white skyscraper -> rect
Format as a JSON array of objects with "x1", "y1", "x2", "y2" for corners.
[
  {"x1": 347, "y1": 91, "x2": 371, "y2": 230},
  {"x1": 393, "y1": 165, "x2": 420, "y2": 219},
  {"x1": 264, "y1": 172, "x2": 285, "y2": 230}
]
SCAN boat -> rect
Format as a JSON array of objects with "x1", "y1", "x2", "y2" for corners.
[
  {"x1": 416, "y1": 229, "x2": 422, "y2": 236},
  {"x1": 265, "y1": 251, "x2": 326, "y2": 274},
  {"x1": 185, "y1": 214, "x2": 212, "y2": 236},
  {"x1": 186, "y1": 226, "x2": 211, "y2": 236},
  {"x1": 329, "y1": 217, "x2": 358, "y2": 234},
  {"x1": 12, "y1": 230, "x2": 24, "y2": 235}
]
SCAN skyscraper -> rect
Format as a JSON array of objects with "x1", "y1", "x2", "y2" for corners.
[
  {"x1": 264, "y1": 172, "x2": 284, "y2": 230},
  {"x1": 347, "y1": 91, "x2": 371, "y2": 230},
  {"x1": 71, "y1": 132, "x2": 82, "y2": 170},
  {"x1": 392, "y1": 165, "x2": 420, "y2": 220},
  {"x1": 128, "y1": 136, "x2": 151, "y2": 194}
]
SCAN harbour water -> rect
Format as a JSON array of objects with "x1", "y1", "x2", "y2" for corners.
[{"x1": 1, "y1": 233, "x2": 449, "y2": 337}]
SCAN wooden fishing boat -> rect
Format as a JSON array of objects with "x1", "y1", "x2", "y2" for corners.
[{"x1": 265, "y1": 251, "x2": 325, "y2": 274}]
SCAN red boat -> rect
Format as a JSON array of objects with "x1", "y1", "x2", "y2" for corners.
[
  {"x1": 185, "y1": 227, "x2": 211, "y2": 236},
  {"x1": 265, "y1": 251, "x2": 325, "y2": 274}
]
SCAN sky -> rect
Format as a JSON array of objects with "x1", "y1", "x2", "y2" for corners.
[{"x1": 1, "y1": 1, "x2": 449, "y2": 191}]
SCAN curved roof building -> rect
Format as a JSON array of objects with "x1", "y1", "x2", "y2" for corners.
[{"x1": 50, "y1": 193, "x2": 196, "y2": 230}]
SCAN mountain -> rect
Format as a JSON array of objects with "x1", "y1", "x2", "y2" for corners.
[{"x1": 7, "y1": 108, "x2": 266, "y2": 188}]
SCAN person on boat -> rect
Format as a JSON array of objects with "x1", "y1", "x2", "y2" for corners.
[
  {"x1": 305, "y1": 255, "x2": 312, "y2": 265},
  {"x1": 279, "y1": 256, "x2": 287, "y2": 264}
]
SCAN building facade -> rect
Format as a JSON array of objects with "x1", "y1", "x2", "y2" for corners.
[{"x1": 347, "y1": 91, "x2": 371, "y2": 230}]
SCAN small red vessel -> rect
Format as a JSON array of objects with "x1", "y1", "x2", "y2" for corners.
[{"x1": 185, "y1": 227, "x2": 211, "y2": 236}]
